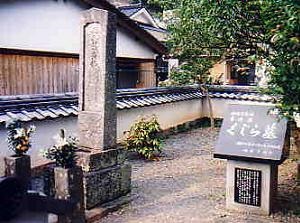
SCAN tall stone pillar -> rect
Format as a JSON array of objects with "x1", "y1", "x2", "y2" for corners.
[
  {"x1": 78, "y1": 8, "x2": 131, "y2": 209},
  {"x1": 78, "y1": 8, "x2": 117, "y2": 150}
]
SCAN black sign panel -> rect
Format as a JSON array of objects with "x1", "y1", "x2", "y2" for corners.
[
  {"x1": 234, "y1": 168, "x2": 261, "y2": 206},
  {"x1": 214, "y1": 104, "x2": 287, "y2": 161}
]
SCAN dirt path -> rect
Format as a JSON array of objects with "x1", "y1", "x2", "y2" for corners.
[{"x1": 101, "y1": 127, "x2": 300, "y2": 223}]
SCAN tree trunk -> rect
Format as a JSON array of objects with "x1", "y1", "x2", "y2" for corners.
[
  {"x1": 200, "y1": 86, "x2": 214, "y2": 128},
  {"x1": 294, "y1": 128, "x2": 300, "y2": 154},
  {"x1": 291, "y1": 123, "x2": 300, "y2": 185}
]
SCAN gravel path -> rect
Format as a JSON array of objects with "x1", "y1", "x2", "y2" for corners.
[{"x1": 101, "y1": 127, "x2": 300, "y2": 223}]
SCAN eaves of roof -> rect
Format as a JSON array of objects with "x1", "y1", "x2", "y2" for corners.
[
  {"x1": 138, "y1": 22, "x2": 168, "y2": 33},
  {"x1": 83, "y1": 0, "x2": 168, "y2": 55},
  {"x1": 118, "y1": 6, "x2": 142, "y2": 17}
]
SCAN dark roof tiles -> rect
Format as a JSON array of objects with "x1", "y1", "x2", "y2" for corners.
[{"x1": 0, "y1": 86, "x2": 276, "y2": 124}]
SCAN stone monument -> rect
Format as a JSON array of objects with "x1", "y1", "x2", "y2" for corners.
[
  {"x1": 77, "y1": 8, "x2": 131, "y2": 209},
  {"x1": 214, "y1": 103, "x2": 288, "y2": 215}
]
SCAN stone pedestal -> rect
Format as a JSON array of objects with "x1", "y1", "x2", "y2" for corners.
[
  {"x1": 226, "y1": 160, "x2": 278, "y2": 215},
  {"x1": 4, "y1": 155, "x2": 31, "y2": 188},
  {"x1": 77, "y1": 148, "x2": 131, "y2": 209},
  {"x1": 54, "y1": 167, "x2": 85, "y2": 223}
]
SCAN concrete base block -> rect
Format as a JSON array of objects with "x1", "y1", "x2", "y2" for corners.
[{"x1": 226, "y1": 160, "x2": 278, "y2": 215}]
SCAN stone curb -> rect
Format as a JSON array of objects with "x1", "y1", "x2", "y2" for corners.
[{"x1": 85, "y1": 194, "x2": 133, "y2": 223}]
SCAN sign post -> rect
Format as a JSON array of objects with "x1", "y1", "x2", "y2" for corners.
[{"x1": 214, "y1": 103, "x2": 288, "y2": 215}]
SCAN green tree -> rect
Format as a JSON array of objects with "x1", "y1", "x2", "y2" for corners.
[{"x1": 158, "y1": 0, "x2": 299, "y2": 117}]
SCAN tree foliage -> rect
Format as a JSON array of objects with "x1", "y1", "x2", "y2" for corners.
[{"x1": 156, "y1": 0, "x2": 299, "y2": 117}]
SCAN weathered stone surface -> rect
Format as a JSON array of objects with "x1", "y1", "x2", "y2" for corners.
[
  {"x1": 4, "y1": 155, "x2": 31, "y2": 188},
  {"x1": 78, "y1": 111, "x2": 116, "y2": 150},
  {"x1": 83, "y1": 163, "x2": 131, "y2": 209},
  {"x1": 78, "y1": 8, "x2": 117, "y2": 151},
  {"x1": 54, "y1": 167, "x2": 85, "y2": 223},
  {"x1": 77, "y1": 148, "x2": 126, "y2": 172}
]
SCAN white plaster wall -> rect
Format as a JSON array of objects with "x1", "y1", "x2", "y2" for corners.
[
  {"x1": 116, "y1": 28, "x2": 156, "y2": 59},
  {"x1": 0, "y1": 99, "x2": 202, "y2": 174},
  {"x1": 0, "y1": 0, "x2": 156, "y2": 59},
  {"x1": 202, "y1": 98, "x2": 274, "y2": 119},
  {"x1": 117, "y1": 99, "x2": 203, "y2": 140},
  {"x1": 0, "y1": 0, "x2": 88, "y2": 54}
]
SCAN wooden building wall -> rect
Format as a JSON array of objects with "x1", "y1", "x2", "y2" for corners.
[
  {"x1": 0, "y1": 51, "x2": 79, "y2": 96},
  {"x1": 137, "y1": 61, "x2": 156, "y2": 88},
  {"x1": 117, "y1": 58, "x2": 157, "y2": 89},
  {"x1": 0, "y1": 49, "x2": 157, "y2": 96}
]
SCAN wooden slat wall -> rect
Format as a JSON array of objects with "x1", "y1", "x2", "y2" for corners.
[
  {"x1": 136, "y1": 61, "x2": 156, "y2": 88},
  {"x1": 0, "y1": 53, "x2": 79, "y2": 96}
]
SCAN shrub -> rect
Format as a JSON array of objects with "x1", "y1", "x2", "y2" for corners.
[
  {"x1": 43, "y1": 129, "x2": 78, "y2": 168},
  {"x1": 124, "y1": 116, "x2": 164, "y2": 160},
  {"x1": 6, "y1": 119, "x2": 35, "y2": 156}
]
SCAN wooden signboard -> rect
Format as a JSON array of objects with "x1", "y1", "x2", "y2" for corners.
[{"x1": 214, "y1": 104, "x2": 288, "y2": 162}]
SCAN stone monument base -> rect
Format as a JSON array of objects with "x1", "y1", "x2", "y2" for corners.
[
  {"x1": 226, "y1": 160, "x2": 278, "y2": 215},
  {"x1": 77, "y1": 148, "x2": 131, "y2": 209}
]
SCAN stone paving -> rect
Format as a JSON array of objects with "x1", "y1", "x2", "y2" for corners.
[{"x1": 101, "y1": 127, "x2": 300, "y2": 223}]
